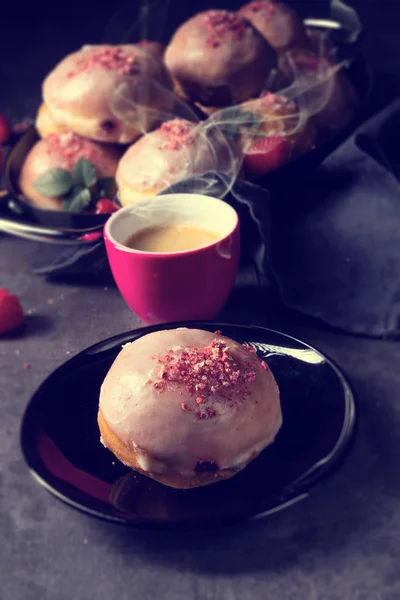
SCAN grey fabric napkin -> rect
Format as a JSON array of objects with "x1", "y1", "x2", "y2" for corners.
[{"x1": 270, "y1": 98, "x2": 400, "y2": 337}]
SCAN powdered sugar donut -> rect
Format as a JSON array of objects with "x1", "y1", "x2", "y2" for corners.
[
  {"x1": 164, "y1": 10, "x2": 276, "y2": 107},
  {"x1": 98, "y1": 328, "x2": 282, "y2": 489},
  {"x1": 43, "y1": 44, "x2": 173, "y2": 144}
]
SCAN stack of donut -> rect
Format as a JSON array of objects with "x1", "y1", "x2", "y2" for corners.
[{"x1": 19, "y1": 1, "x2": 358, "y2": 211}]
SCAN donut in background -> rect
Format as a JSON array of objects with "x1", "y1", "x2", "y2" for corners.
[
  {"x1": 278, "y1": 51, "x2": 358, "y2": 137},
  {"x1": 164, "y1": 10, "x2": 276, "y2": 108},
  {"x1": 116, "y1": 118, "x2": 238, "y2": 205},
  {"x1": 43, "y1": 44, "x2": 173, "y2": 144},
  {"x1": 220, "y1": 91, "x2": 316, "y2": 177},
  {"x1": 239, "y1": 0, "x2": 309, "y2": 52},
  {"x1": 19, "y1": 131, "x2": 121, "y2": 211}
]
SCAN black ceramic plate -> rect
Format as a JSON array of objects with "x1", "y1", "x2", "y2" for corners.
[{"x1": 20, "y1": 322, "x2": 356, "y2": 529}]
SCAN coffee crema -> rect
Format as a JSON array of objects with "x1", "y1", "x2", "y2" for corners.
[{"x1": 125, "y1": 224, "x2": 221, "y2": 253}]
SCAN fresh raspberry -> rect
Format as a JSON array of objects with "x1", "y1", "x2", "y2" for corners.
[
  {"x1": 95, "y1": 199, "x2": 118, "y2": 214},
  {"x1": 0, "y1": 115, "x2": 12, "y2": 146},
  {"x1": 243, "y1": 135, "x2": 289, "y2": 176},
  {"x1": 79, "y1": 231, "x2": 103, "y2": 242},
  {"x1": 0, "y1": 289, "x2": 24, "y2": 335}
]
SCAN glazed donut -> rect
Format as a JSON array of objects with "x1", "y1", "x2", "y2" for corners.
[
  {"x1": 239, "y1": 91, "x2": 317, "y2": 160},
  {"x1": 164, "y1": 10, "x2": 276, "y2": 107},
  {"x1": 43, "y1": 44, "x2": 173, "y2": 144},
  {"x1": 116, "y1": 118, "x2": 237, "y2": 205},
  {"x1": 239, "y1": 0, "x2": 309, "y2": 52},
  {"x1": 278, "y1": 51, "x2": 358, "y2": 137},
  {"x1": 19, "y1": 131, "x2": 120, "y2": 211},
  {"x1": 98, "y1": 328, "x2": 282, "y2": 489}
]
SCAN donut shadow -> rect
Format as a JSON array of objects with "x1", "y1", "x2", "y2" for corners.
[{"x1": 88, "y1": 373, "x2": 399, "y2": 575}]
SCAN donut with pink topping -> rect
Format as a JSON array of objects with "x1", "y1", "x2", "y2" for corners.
[
  {"x1": 164, "y1": 10, "x2": 276, "y2": 107},
  {"x1": 237, "y1": 91, "x2": 317, "y2": 165},
  {"x1": 238, "y1": 0, "x2": 309, "y2": 52},
  {"x1": 19, "y1": 131, "x2": 120, "y2": 211},
  {"x1": 42, "y1": 44, "x2": 173, "y2": 144},
  {"x1": 277, "y1": 50, "x2": 358, "y2": 137},
  {"x1": 98, "y1": 328, "x2": 282, "y2": 489},
  {"x1": 116, "y1": 118, "x2": 236, "y2": 206}
]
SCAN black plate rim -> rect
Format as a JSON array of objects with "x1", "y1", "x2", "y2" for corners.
[{"x1": 20, "y1": 321, "x2": 356, "y2": 528}]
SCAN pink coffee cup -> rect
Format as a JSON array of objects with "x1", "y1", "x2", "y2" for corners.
[{"x1": 104, "y1": 193, "x2": 240, "y2": 324}]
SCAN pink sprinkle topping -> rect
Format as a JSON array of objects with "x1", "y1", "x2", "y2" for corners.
[
  {"x1": 152, "y1": 336, "x2": 259, "y2": 419},
  {"x1": 71, "y1": 46, "x2": 141, "y2": 77},
  {"x1": 157, "y1": 119, "x2": 196, "y2": 151},
  {"x1": 260, "y1": 91, "x2": 297, "y2": 114},
  {"x1": 202, "y1": 10, "x2": 248, "y2": 47},
  {"x1": 45, "y1": 131, "x2": 99, "y2": 170},
  {"x1": 247, "y1": 0, "x2": 278, "y2": 16}
]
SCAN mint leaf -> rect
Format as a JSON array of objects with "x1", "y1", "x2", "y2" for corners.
[
  {"x1": 98, "y1": 177, "x2": 116, "y2": 198},
  {"x1": 72, "y1": 158, "x2": 97, "y2": 188},
  {"x1": 34, "y1": 169, "x2": 73, "y2": 197},
  {"x1": 62, "y1": 188, "x2": 92, "y2": 213}
]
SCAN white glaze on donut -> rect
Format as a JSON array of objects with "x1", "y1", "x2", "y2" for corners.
[
  {"x1": 99, "y1": 328, "x2": 282, "y2": 476},
  {"x1": 164, "y1": 10, "x2": 276, "y2": 106},
  {"x1": 43, "y1": 44, "x2": 173, "y2": 143},
  {"x1": 18, "y1": 131, "x2": 120, "y2": 210},
  {"x1": 239, "y1": 0, "x2": 309, "y2": 52},
  {"x1": 116, "y1": 118, "x2": 237, "y2": 205}
]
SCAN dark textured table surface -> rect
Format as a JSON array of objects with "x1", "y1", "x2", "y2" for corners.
[{"x1": 1, "y1": 2, "x2": 400, "y2": 599}]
